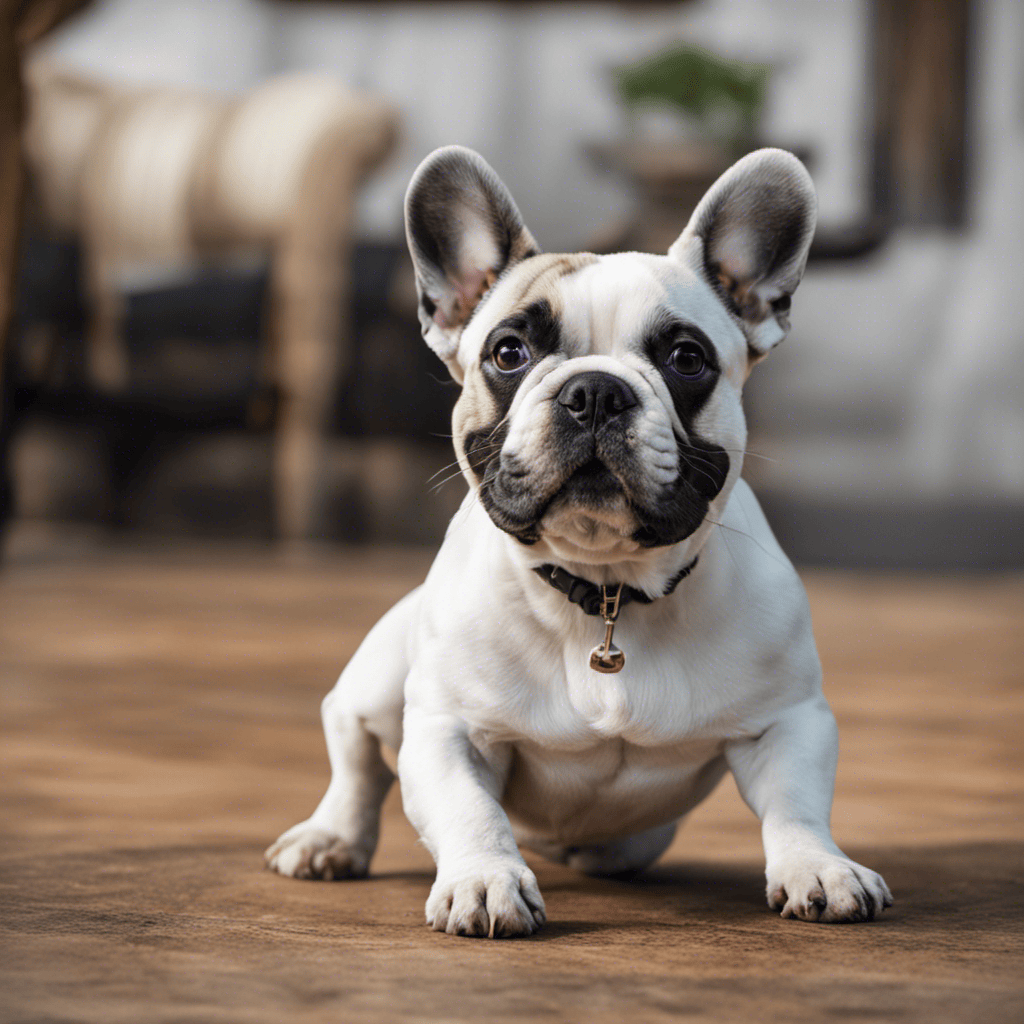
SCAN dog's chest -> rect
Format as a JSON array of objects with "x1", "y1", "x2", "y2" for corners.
[
  {"x1": 562, "y1": 658, "x2": 658, "y2": 739},
  {"x1": 518, "y1": 612, "x2": 745, "y2": 747},
  {"x1": 501, "y1": 734, "x2": 727, "y2": 844},
  {"x1": 490, "y1": 627, "x2": 740, "y2": 842}
]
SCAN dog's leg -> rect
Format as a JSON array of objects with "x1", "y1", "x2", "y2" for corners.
[
  {"x1": 399, "y1": 705, "x2": 546, "y2": 938},
  {"x1": 265, "y1": 589, "x2": 419, "y2": 880},
  {"x1": 563, "y1": 821, "x2": 679, "y2": 877},
  {"x1": 523, "y1": 821, "x2": 679, "y2": 877},
  {"x1": 264, "y1": 696, "x2": 395, "y2": 879},
  {"x1": 726, "y1": 695, "x2": 893, "y2": 923}
]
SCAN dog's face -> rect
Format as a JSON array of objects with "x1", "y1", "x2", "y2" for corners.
[{"x1": 406, "y1": 147, "x2": 816, "y2": 569}]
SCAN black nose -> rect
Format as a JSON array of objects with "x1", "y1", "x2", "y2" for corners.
[{"x1": 556, "y1": 372, "x2": 637, "y2": 432}]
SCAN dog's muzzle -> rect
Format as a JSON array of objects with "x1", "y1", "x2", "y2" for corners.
[{"x1": 477, "y1": 366, "x2": 728, "y2": 550}]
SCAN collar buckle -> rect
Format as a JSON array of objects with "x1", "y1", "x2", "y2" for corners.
[
  {"x1": 531, "y1": 558, "x2": 699, "y2": 676},
  {"x1": 599, "y1": 582, "x2": 623, "y2": 623},
  {"x1": 591, "y1": 583, "x2": 626, "y2": 674}
]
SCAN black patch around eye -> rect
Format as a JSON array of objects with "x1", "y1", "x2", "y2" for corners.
[
  {"x1": 479, "y1": 299, "x2": 562, "y2": 407},
  {"x1": 460, "y1": 299, "x2": 563, "y2": 488},
  {"x1": 643, "y1": 314, "x2": 720, "y2": 429},
  {"x1": 483, "y1": 299, "x2": 561, "y2": 363}
]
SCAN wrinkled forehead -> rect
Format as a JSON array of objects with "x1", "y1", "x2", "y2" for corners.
[
  {"x1": 457, "y1": 252, "x2": 592, "y2": 361},
  {"x1": 557, "y1": 254, "x2": 747, "y2": 359},
  {"x1": 462, "y1": 251, "x2": 746, "y2": 364}
]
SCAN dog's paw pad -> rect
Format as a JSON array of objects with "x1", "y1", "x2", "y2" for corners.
[
  {"x1": 426, "y1": 861, "x2": 546, "y2": 939},
  {"x1": 767, "y1": 856, "x2": 892, "y2": 923},
  {"x1": 264, "y1": 823, "x2": 369, "y2": 880}
]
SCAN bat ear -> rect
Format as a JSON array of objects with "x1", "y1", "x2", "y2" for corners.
[
  {"x1": 669, "y1": 148, "x2": 817, "y2": 360},
  {"x1": 405, "y1": 146, "x2": 539, "y2": 381}
]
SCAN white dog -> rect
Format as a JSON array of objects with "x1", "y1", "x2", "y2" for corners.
[{"x1": 266, "y1": 146, "x2": 893, "y2": 937}]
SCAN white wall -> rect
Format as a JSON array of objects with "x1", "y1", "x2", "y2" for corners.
[
  {"x1": 905, "y1": 0, "x2": 1024, "y2": 496},
  {"x1": 38, "y1": 0, "x2": 870, "y2": 249},
  {"x1": 752, "y1": 0, "x2": 1024, "y2": 501},
  {"x1": 33, "y1": 0, "x2": 276, "y2": 95}
]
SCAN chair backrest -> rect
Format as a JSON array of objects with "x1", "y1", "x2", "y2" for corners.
[{"x1": 24, "y1": 63, "x2": 398, "y2": 286}]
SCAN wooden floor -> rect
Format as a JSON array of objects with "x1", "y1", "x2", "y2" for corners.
[{"x1": 1, "y1": 532, "x2": 1023, "y2": 1023}]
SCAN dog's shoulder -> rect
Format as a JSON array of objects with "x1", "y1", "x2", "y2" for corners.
[
  {"x1": 706, "y1": 480, "x2": 821, "y2": 691},
  {"x1": 414, "y1": 495, "x2": 521, "y2": 639},
  {"x1": 717, "y1": 479, "x2": 804, "y2": 598}
]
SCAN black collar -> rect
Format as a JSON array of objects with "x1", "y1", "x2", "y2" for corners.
[{"x1": 532, "y1": 557, "x2": 699, "y2": 617}]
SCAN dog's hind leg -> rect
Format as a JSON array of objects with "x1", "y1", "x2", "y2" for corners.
[
  {"x1": 265, "y1": 587, "x2": 420, "y2": 880},
  {"x1": 526, "y1": 821, "x2": 679, "y2": 878}
]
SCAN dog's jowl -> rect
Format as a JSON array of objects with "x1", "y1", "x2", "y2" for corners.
[{"x1": 266, "y1": 146, "x2": 893, "y2": 936}]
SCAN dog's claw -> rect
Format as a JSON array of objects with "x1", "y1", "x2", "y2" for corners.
[
  {"x1": 767, "y1": 855, "x2": 891, "y2": 924},
  {"x1": 265, "y1": 822, "x2": 370, "y2": 880},
  {"x1": 427, "y1": 861, "x2": 545, "y2": 939}
]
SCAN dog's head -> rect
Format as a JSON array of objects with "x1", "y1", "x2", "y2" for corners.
[{"x1": 406, "y1": 146, "x2": 815, "y2": 578}]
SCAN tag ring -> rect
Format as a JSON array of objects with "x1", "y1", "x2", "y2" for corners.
[{"x1": 589, "y1": 583, "x2": 626, "y2": 673}]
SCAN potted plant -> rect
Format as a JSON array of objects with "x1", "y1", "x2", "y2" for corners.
[{"x1": 589, "y1": 43, "x2": 774, "y2": 254}]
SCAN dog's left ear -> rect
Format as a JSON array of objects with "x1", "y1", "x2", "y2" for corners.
[
  {"x1": 405, "y1": 146, "x2": 539, "y2": 380},
  {"x1": 669, "y1": 148, "x2": 817, "y2": 359}
]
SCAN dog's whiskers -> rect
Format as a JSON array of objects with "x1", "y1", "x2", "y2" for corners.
[
  {"x1": 704, "y1": 516, "x2": 790, "y2": 569},
  {"x1": 429, "y1": 448, "x2": 502, "y2": 494},
  {"x1": 429, "y1": 467, "x2": 471, "y2": 494},
  {"x1": 738, "y1": 450, "x2": 778, "y2": 464},
  {"x1": 678, "y1": 441, "x2": 778, "y2": 466},
  {"x1": 426, "y1": 438, "x2": 506, "y2": 493},
  {"x1": 426, "y1": 457, "x2": 466, "y2": 485},
  {"x1": 678, "y1": 453, "x2": 721, "y2": 490}
]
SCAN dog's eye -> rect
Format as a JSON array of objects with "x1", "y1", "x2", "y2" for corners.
[
  {"x1": 492, "y1": 336, "x2": 531, "y2": 373},
  {"x1": 667, "y1": 343, "x2": 706, "y2": 379}
]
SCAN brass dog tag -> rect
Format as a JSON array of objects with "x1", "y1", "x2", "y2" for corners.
[{"x1": 589, "y1": 584, "x2": 625, "y2": 673}]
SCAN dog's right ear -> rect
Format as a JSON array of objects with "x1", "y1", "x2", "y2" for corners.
[
  {"x1": 669, "y1": 148, "x2": 816, "y2": 362},
  {"x1": 405, "y1": 146, "x2": 539, "y2": 381}
]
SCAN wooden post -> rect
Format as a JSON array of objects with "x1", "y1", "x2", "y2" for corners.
[
  {"x1": 0, "y1": 0, "x2": 90, "y2": 540},
  {"x1": 0, "y1": 2, "x2": 26, "y2": 494}
]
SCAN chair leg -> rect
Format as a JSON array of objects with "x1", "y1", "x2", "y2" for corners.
[
  {"x1": 274, "y1": 403, "x2": 324, "y2": 542},
  {"x1": 0, "y1": 350, "x2": 14, "y2": 545},
  {"x1": 0, "y1": 18, "x2": 23, "y2": 551}
]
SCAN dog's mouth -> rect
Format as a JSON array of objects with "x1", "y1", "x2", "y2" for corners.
[
  {"x1": 553, "y1": 458, "x2": 625, "y2": 504},
  {"x1": 474, "y1": 416, "x2": 731, "y2": 551},
  {"x1": 479, "y1": 448, "x2": 639, "y2": 547},
  {"x1": 534, "y1": 458, "x2": 641, "y2": 552},
  {"x1": 481, "y1": 454, "x2": 730, "y2": 552}
]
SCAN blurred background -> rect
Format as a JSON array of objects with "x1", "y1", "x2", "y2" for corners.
[
  {"x1": 1, "y1": 0, "x2": 1021, "y2": 568},
  {"x1": 4, "y1": 8, "x2": 1024, "y2": 1017}
]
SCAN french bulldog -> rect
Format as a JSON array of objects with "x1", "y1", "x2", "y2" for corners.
[{"x1": 266, "y1": 145, "x2": 892, "y2": 936}]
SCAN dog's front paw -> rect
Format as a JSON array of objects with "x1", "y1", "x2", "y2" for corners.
[
  {"x1": 264, "y1": 822, "x2": 370, "y2": 880},
  {"x1": 767, "y1": 854, "x2": 893, "y2": 923},
  {"x1": 427, "y1": 858, "x2": 546, "y2": 938}
]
